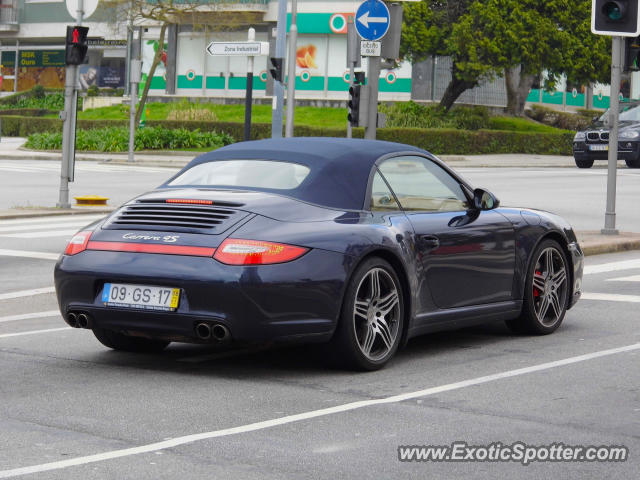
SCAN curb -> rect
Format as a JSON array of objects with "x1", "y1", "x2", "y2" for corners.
[{"x1": 581, "y1": 239, "x2": 640, "y2": 256}]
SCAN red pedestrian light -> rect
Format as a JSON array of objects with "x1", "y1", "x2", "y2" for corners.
[{"x1": 72, "y1": 28, "x2": 79, "y2": 44}]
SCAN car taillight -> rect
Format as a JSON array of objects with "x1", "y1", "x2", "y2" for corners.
[
  {"x1": 64, "y1": 231, "x2": 93, "y2": 255},
  {"x1": 214, "y1": 239, "x2": 308, "y2": 265}
]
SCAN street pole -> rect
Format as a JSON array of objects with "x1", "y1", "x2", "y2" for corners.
[
  {"x1": 128, "y1": 28, "x2": 140, "y2": 163},
  {"x1": 285, "y1": 0, "x2": 298, "y2": 138},
  {"x1": 602, "y1": 36, "x2": 622, "y2": 235},
  {"x1": 245, "y1": 28, "x2": 256, "y2": 141},
  {"x1": 58, "y1": 0, "x2": 84, "y2": 208},
  {"x1": 271, "y1": 0, "x2": 287, "y2": 138},
  {"x1": 364, "y1": 56, "x2": 380, "y2": 140}
]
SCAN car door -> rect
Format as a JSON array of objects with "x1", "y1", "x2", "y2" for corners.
[{"x1": 377, "y1": 155, "x2": 515, "y2": 312}]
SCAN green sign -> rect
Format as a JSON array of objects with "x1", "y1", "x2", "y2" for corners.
[{"x1": 1, "y1": 50, "x2": 65, "y2": 68}]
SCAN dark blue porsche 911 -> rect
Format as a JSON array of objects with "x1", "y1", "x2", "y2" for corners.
[{"x1": 55, "y1": 138, "x2": 583, "y2": 370}]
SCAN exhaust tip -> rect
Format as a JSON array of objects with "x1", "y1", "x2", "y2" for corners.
[
  {"x1": 211, "y1": 324, "x2": 230, "y2": 341},
  {"x1": 77, "y1": 313, "x2": 90, "y2": 329},
  {"x1": 195, "y1": 322, "x2": 211, "y2": 340},
  {"x1": 67, "y1": 312, "x2": 78, "y2": 328}
]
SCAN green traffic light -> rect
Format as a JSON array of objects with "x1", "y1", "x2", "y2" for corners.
[{"x1": 603, "y1": 2, "x2": 624, "y2": 21}]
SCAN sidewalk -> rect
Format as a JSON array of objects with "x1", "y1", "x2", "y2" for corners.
[{"x1": 0, "y1": 137, "x2": 593, "y2": 169}]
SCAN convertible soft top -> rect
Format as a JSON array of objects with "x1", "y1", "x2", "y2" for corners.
[{"x1": 163, "y1": 138, "x2": 427, "y2": 210}]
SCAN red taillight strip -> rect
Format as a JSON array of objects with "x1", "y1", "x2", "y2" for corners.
[
  {"x1": 166, "y1": 199, "x2": 213, "y2": 205},
  {"x1": 86, "y1": 241, "x2": 216, "y2": 257}
]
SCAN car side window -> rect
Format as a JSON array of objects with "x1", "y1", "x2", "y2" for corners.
[
  {"x1": 370, "y1": 171, "x2": 401, "y2": 211},
  {"x1": 378, "y1": 156, "x2": 469, "y2": 212}
]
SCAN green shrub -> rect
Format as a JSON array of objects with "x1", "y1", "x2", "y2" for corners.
[
  {"x1": 32, "y1": 85, "x2": 45, "y2": 99},
  {"x1": 24, "y1": 126, "x2": 234, "y2": 152},
  {"x1": 87, "y1": 85, "x2": 99, "y2": 97},
  {"x1": 527, "y1": 105, "x2": 592, "y2": 131},
  {"x1": 14, "y1": 114, "x2": 571, "y2": 155},
  {"x1": 379, "y1": 102, "x2": 491, "y2": 130}
]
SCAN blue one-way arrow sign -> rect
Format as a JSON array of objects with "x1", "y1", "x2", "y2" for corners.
[{"x1": 355, "y1": 0, "x2": 390, "y2": 41}]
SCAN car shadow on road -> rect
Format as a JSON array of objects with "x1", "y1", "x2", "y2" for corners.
[{"x1": 82, "y1": 318, "x2": 582, "y2": 379}]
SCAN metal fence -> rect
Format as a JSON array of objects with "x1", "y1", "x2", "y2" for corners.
[{"x1": 411, "y1": 56, "x2": 508, "y2": 107}]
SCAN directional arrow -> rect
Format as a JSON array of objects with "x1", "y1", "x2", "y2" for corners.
[{"x1": 357, "y1": 11, "x2": 389, "y2": 29}]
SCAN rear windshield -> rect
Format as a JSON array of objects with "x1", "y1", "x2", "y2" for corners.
[{"x1": 167, "y1": 160, "x2": 310, "y2": 190}]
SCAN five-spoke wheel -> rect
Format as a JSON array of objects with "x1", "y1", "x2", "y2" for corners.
[
  {"x1": 332, "y1": 257, "x2": 404, "y2": 370},
  {"x1": 506, "y1": 239, "x2": 569, "y2": 334}
]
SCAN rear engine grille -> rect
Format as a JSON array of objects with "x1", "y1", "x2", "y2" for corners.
[{"x1": 103, "y1": 200, "x2": 248, "y2": 234}]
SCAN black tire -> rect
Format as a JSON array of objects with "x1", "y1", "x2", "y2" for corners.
[
  {"x1": 506, "y1": 239, "x2": 570, "y2": 335},
  {"x1": 92, "y1": 328, "x2": 170, "y2": 353},
  {"x1": 330, "y1": 257, "x2": 404, "y2": 371},
  {"x1": 574, "y1": 158, "x2": 594, "y2": 169},
  {"x1": 625, "y1": 157, "x2": 640, "y2": 168}
]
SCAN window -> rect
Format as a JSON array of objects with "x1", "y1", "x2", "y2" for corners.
[
  {"x1": 168, "y1": 160, "x2": 310, "y2": 190},
  {"x1": 370, "y1": 171, "x2": 401, "y2": 211},
  {"x1": 378, "y1": 156, "x2": 469, "y2": 212}
]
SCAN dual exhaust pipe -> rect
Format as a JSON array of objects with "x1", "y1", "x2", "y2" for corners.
[
  {"x1": 195, "y1": 322, "x2": 230, "y2": 342},
  {"x1": 67, "y1": 311, "x2": 91, "y2": 329}
]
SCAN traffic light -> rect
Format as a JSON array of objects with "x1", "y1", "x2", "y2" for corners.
[
  {"x1": 65, "y1": 25, "x2": 89, "y2": 66},
  {"x1": 269, "y1": 57, "x2": 283, "y2": 83},
  {"x1": 592, "y1": 1, "x2": 640, "y2": 36},
  {"x1": 348, "y1": 85, "x2": 361, "y2": 127},
  {"x1": 625, "y1": 36, "x2": 640, "y2": 70}
]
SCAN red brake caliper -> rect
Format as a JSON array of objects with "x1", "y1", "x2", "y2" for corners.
[{"x1": 533, "y1": 270, "x2": 541, "y2": 297}]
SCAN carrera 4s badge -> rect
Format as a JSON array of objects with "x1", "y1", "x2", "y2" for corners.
[{"x1": 122, "y1": 233, "x2": 180, "y2": 243}]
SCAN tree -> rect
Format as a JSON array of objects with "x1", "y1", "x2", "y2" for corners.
[
  {"x1": 401, "y1": 1, "x2": 498, "y2": 111},
  {"x1": 459, "y1": 0, "x2": 610, "y2": 116},
  {"x1": 401, "y1": 0, "x2": 611, "y2": 115},
  {"x1": 106, "y1": 1, "x2": 259, "y2": 125}
]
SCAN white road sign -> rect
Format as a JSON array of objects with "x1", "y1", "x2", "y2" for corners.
[
  {"x1": 66, "y1": 0, "x2": 99, "y2": 20},
  {"x1": 206, "y1": 42, "x2": 269, "y2": 56},
  {"x1": 360, "y1": 41, "x2": 381, "y2": 57}
]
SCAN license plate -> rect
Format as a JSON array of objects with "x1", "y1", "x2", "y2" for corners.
[
  {"x1": 589, "y1": 144, "x2": 608, "y2": 151},
  {"x1": 102, "y1": 283, "x2": 180, "y2": 311}
]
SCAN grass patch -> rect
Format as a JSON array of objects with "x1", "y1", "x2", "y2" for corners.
[
  {"x1": 78, "y1": 103, "x2": 347, "y2": 128},
  {"x1": 488, "y1": 116, "x2": 570, "y2": 133}
]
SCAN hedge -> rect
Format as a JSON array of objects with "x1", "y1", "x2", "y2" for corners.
[{"x1": 7, "y1": 115, "x2": 573, "y2": 155}]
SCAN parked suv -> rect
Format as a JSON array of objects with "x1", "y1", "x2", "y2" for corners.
[{"x1": 573, "y1": 102, "x2": 640, "y2": 168}]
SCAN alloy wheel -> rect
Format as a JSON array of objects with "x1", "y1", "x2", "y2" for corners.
[
  {"x1": 532, "y1": 247, "x2": 568, "y2": 327},
  {"x1": 353, "y1": 267, "x2": 401, "y2": 362}
]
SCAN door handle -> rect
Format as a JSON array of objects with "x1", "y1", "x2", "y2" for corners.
[{"x1": 419, "y1": 235, "x2": 440, "y2": 249}]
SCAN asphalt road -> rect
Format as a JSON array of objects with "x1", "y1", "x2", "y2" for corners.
[
  {"x1": 1, "y1": 160, "x2": 639, "y2": 232},
  {"x1": 0, "y1": 211, "x2": 638, "y2": 479}
]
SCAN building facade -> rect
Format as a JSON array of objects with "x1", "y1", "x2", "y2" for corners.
[{"x1": 0, "y1": 0, "x2": 634, "y2": 110}]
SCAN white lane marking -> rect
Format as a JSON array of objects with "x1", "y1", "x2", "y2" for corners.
[
  {"x1": 0, "y1": 249, "x2": 59, "y2": 261},
  {"x1": 0, "y1": 342, "x2": 638, "y2": 479},
  {"x1": 581, "y1": 292, "x2": 640, "y2": 303},
  {"x1": 0, "y1": 220, "x2": 97, "y2": 233},
  {"x1": 1, "y1": 229, "x2": 79, "y2": 239},
  {"x1": 0, "y1": 287, "x2": 55, "y2": 300},
  {"x1": 584, "y1": 258, "x2": 640, "y2": 275},
  {"x1": 606, "y1": 274, "x2": 640, "y2": 282},
  {"x1": 0, "y1": 327, "x2": 69, "y2": 339},
  {"x1": 0, "y1": 310, "x2": 60, "y2": 324},
  {"x1": 0, "y1": 215, "x2": 104, "y2": 227}
]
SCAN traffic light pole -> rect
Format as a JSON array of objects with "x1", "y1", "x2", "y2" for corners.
[
  {"x1": 271, "y1": 0, "x2": 287, "y2": 138},
  {"x1": 58, "y1": 0, "x2": 84, "y2": 209},
  {"x1": 602, "y1": 36, "x2": 623, "y2": 235},
  {"x1": 364, "y1": 56, "x2": 381, "y2": 140}
]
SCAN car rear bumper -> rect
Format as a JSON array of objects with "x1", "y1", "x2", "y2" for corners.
[{"x1": 54, "y1": 249, "x2": 349, "y2": 344}]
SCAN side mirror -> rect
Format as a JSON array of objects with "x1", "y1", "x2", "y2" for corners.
[{"x1": 473, "y1": 188, "x2": 500, "y2": 210}]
